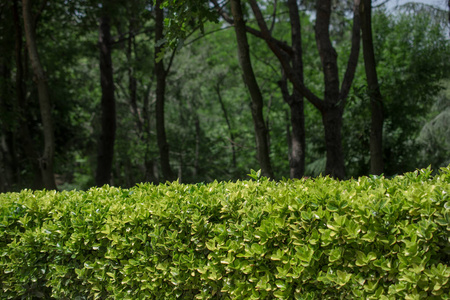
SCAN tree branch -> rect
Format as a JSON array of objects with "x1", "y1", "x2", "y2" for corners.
[
  {"x1": 339, "y1": 0, "x2": 361, "y2": 102},
  {"x1": 269, "y1": 0, "x2": 277, "y2": 33},
  {"x1": 278, "y1": 70, "x2": 293, "y2": 106},
  {"x1": 185, "y1": 25, "x2": 233, "y2": 46},
  {"x1": 248, "y1": 0, "x2": 323, "y2": 111},
  {"x1": 165, "y1": 46, "x2": 177, "y2": 75},
  {"x1": 210, "y1": 0, "x2": 294, "y2": 55},
  {"x1": 111, "y1": 27, "x2": 153, "y2": 45},
  {"x1": 373, "y1": 0, "x2": 389, "y2": 8}
]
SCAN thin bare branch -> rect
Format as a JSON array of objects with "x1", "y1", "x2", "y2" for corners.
[
  {"x1": 165, "y1": 46, "x2": 177, "y2": 75},
  {"x1": 269, "y1": 0, "x2": 278, "y2": 33},
  {"x1": 185, "y1": 25, "x2": 233, "y2": 46}
]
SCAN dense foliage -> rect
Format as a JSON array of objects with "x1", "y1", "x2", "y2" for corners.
[
  {"x1": 1, "y1": 167, "x2": 450, "y2": 298},
  {"x1": 0, "y1": 1, "x2": 449, "y2": 191}
]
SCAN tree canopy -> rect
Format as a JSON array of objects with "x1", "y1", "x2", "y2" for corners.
[{"x1": 0, "y1": 0, "x2": 448, "y2": 191}]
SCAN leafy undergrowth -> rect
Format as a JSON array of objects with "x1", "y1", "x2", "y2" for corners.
[{"x1": 1, "y1": 167, "x2": 450, "y2": 299}]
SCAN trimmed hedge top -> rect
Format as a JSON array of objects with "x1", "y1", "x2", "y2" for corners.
[{"x1": 1, "y1": 167, "x2": 450, "y2": 299}]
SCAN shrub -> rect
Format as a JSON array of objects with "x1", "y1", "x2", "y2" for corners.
[{"x1": 1, "y1": 167, "x2": 450, "y2": 299}]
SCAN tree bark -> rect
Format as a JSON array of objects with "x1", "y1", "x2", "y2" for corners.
[
  {"x1": 288, "y1": 98, "x2": 305, "y2": 178},
  {"x1": 315, "y1": 0, "x2": 345, "y2": 179},
  {"x1": 155, "y1": 0, "x2": 176, "y2": 182},
  {"x1": 230, "y1": 0, "x2": 274, "y2": 179},
  {"x1": 95, "y1": 5, "x2": 116, "y2": 186},
  {"x1": 286, "y1": 0, "x2": 306, "y2": 179},
  {"x1": 360, "y1": 0, "x2": 384, "y2": 175},
  {"x1": 22, "y1": 0, "x2": 57, "y2": 189},
  {"x1": 321, "y1": 105, "x2": 345, "y2": 179}
]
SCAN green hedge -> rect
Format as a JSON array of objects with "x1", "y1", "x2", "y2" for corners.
[{"x1": 1, "y1": 167, "x2": 450, "y2": 299}]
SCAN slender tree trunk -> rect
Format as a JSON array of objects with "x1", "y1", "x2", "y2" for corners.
[
  {"x1": 128, "y1": 63, "x2": 140, "y2": 132},
  {"x1": 360, "y1": 0, "x2": 384, "y2": 175},
  {"x1": 215, "y1": 83, "x2": 237, "y2": 168},
  {"x1": 194, "y1": 116, "x2": 201, "y2": 178},
  {"x1": 230, "y1": 0, "x2": 274, "y2": 178},
  {"x1": 143, "y1": 81, "x2": 158, "y2": 183},
  {"x1": 279, "y1": 75, "x2": 305, "y2": 179},
  {"x1": 289, "y1": 96, "x2": 305, "y2": 178},
  {"x1": 285, "y1": 110, "x2": 292, "y2": 160},
  {"x1": 265, "y1": 95, "x2": 272, "y2": 149},
  {"x1": 178, "y1": 152, "x2": 183, "y2": 183},
  {"x1": 286, "y1": 0, "x2": 305, "y2": 178},
  {"x1": 13, "y1": 0, "x2": 42, "y2": 188},
  {"x1": 22, "y1": 0, "x2": 57, "y2": 189},
  {"x1": 95, "y1": 6, "x2": 116, "y2": 186},
  {"x1": 155, "y1": 0, "x2": 176, "y2": 182},
  {"x1": 126, "y1": 21, "x2": 143, "y2": 134}
]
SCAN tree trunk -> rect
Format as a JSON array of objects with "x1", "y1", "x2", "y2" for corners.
[
  {"x1": 279, "y1": 75, "x2": 305, "y2": 179},
  {"x1": 215, "y1": 83, "x2": 237, "y2": 169},
  {"x1": 143, "y1": 82, "x2": 159, "y2": 183},
  {"x1": 289, "y1": 97, "x2": 305, "y2": 178},
  {"x1": 287, "y1": 0, "x2": 306, "y2": 179},
  {"x1": 22, "y1": 0, "x2": 57, "y2": 190},
  {"x1": 194, "y1": 116, "x2": 201, "y2": 178},
  {"x1": 95, "y1": 6, "x2": 116, "y2": 186},
  {"x1": 126, "y1": 20, "x2": 143, "y2": 134},
  {"x1": 155, "y1": 0, "x2": 176, "y2": 182},
  {"x1": 322, "y1": 105, "x2": 345, "y2": 179},
  {"x1": 230, "y1": 0, "x2": 274, "y2": 179},
  {"x1": 360, "y1": 0, "x2": 384, "y2": 175},
  {"x1": 13, "y1": 0, "x2": 43, "y2": 189},
  {"x1": 315, "y1": 0, "x2": 345, "y2": 179}
]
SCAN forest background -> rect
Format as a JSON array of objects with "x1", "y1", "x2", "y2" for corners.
[{"x1": 0, "y1": 0, "x2": 449, "y2": 191}]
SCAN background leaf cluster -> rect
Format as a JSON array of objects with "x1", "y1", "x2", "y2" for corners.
[{"x1": 1, "y1": 1, "x2": 449, "y2": 191}]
